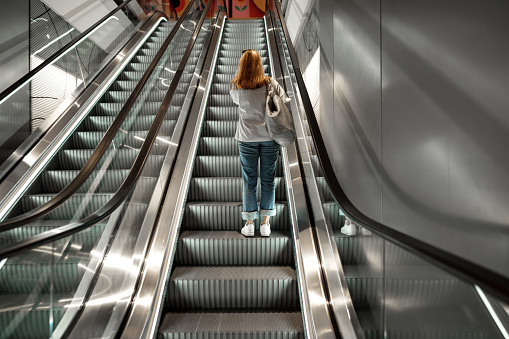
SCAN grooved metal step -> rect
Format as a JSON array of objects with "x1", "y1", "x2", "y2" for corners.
[
  {"x1": 193, "y1": 155, "x2": 283, "y2": 177},
  {"x1": 40, "y1": 170, "x2": 157, "y2": 193},
  {"x1": 176, "y1": 230, "x2": 293, "y2": 265},
  {"x1": 0, "y1": 221, "x2": 105, "y2": 248},
  {"x1": 183, "y1": 202, "x2": 289, "y2": 230},
  {"x1": 159, "y1": 312, "x2": 304, "y2": 339},
  {"x1": 0, "y1": 294, "x2": 69, "y2": 338},
  {"x1": 167, "y1": 266, "x2": 298, "y2": 309},
  {"x1": 93, "y1": 102, "x2": 183, "y2": 117},
  {"x1": 188, "y1": 177, "x2": 285, "y2": 201},
  {"x1": 0, "y1": 254, "x2": 88, "y2": 293},
  {"x1": 197, "y1": 137, "x2": 239, "y2": 155},
  {"x1": 21, "y1": 194, "x2": 148, "y2": 219},
  {"x1": 57, "y1": 149, "x2": 164, "y2": 174}
]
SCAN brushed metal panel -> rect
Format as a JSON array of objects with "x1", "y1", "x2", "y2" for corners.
[
  {"x1": 318, "y1": 0, "x2": 333, "y2": 71},
  {"x1": 381, "y1": 0, "x2": 509, "y2": 278},
  {"x1": 332, "y1": 0, "x2": 382, "y2": 221}
]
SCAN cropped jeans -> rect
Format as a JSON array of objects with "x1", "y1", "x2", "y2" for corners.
[{"x1": 238, "y1": 140, "x2": 280, "y2": 220}]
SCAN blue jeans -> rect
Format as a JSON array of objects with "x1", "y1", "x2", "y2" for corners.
[{"x1": 238, "y1": 140, "x2": 280, "y2": 220}]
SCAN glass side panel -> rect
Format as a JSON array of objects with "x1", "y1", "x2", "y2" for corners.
[
  {"x1": 269, "y1": 2, "x2": 509, "y2": 338},
  {"x1": 0, "y1": 0, "x2": 143, "y2": 178},
  {"x1": 0, "y1": 2, "x2": 215, "y2": 336},
  {"x1": 0, "y1": 220, "x2": 115, "y2": 338}
]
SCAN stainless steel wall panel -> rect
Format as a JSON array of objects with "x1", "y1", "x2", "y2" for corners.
[
  {"x1": 316, "y1": 0, "x2": 509, "y2": 278},
  {"x1": 380, "y1": 0, "x2": 509, "y2": 277},
  {"x1": 331, "y1": 0, "x2": 382, "y2": 221}
]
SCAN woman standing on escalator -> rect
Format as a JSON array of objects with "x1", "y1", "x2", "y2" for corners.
[{"x1": 230, "y1": 49, "x2": 290, "y2": 238}]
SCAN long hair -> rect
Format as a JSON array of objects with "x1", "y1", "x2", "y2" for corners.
[{"x1": 230, "y1": 49, "x2": 270, "y2": 90}]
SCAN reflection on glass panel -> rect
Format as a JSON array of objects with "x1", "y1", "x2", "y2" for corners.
[
  {"x1": 0, "y1": 219, "x2": 114, "y2": 338},
  {"x1": 0, "y1": 0, "x2": 143, "y2": 177},
  {"x1": 0, "y1": 86, "x2": 30, "y2": 166},
  {"x1": 383, "y1": 239, "x2": 504, "y2": 338}
]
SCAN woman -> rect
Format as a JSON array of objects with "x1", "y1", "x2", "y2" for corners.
[{"x1": 230, "y1": 49, "x2": 290, "y2": 237}]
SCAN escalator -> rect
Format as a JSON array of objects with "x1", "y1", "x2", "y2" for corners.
[
  {"x1": 267, "y1": 1, "x2": 509, "y2": 338},
  {"x1": 1, "y1": 0, "x2": 507, "y2": 338},
  {"x1": 157, "y1": 18, "x2": 303, "y2": 338},
  {"x1": 0, "y1": 3, "x2": 212, "y2": 337}
]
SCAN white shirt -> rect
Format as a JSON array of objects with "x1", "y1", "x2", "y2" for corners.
[{"x1": 230, "y1": 78, "x2": 290, "y2": 142}]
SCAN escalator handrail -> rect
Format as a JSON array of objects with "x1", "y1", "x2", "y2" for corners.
[
  {"x1": 271, "y1": 1, "x2": 509, "y2": 303},
  {"x1": 0, "y1": 0, "x2": 195, "y2": 232},
  {"x1": 0, "y1": 0, "x2": 218, "y2": 260},
  {"x1": 0, "y1": 0, "x2": 135, "y2": 105}
]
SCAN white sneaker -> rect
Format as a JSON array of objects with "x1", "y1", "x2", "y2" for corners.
[
  {"x1": 341, "y1": 224, "x2": 357, "y2": 236},
  {"x1": 241, "y1": 223, "x2": 254, "y2": 237},
  {"x1": 260, "y1": 223, "x2": 271, "y2": 237}
]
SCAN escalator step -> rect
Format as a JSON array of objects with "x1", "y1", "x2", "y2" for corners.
[
  {"x1": 0, "y1": 294, "x2": 69, "y2": 338},
  {"x1": 222, "y1": 37, "x2": 265, "y2": 45},
  {"x1": 71, "y1": 130, "x2": 171, "y2": 152},
  {"x1": 110, "y1": 79, "x2": 191, "y2": 93},
  {"x1": 57, "y1": 149, "x2": 164, "y2": 174},
  {"x1": 21, "y1": 194, "x2": 147, "y2": 219},
  {"x1": 197, "y1": 137, "x2": 239, "y2": 156},
  {"x1": 188, "y1": 177, "x2": 285, "y2": 202},
  {"x1": 205, "y1": 106, "x2": 238, "y2": 121},
  {"x1": 104, "y1": 91, "x2": 186, "y2": 104},
  {"x1": 212, "y1": 74, "x2": 235, "y2": 84},
  {"x1": 323, "y1": 202, "x2": 344, "y2": 230},
  {"x1": 85, "y1": 115, "x2": 177, "y2": 132},
  {"x1": 40, "y1": 170, "x2": 157, "y2": 193},
  {"x1": 0, "y1": 255, "x2": 87, "y2": 293},
  {"x1": 216, "y1": 65, "x2": 269, "y2": 76},
  {"x1": 208, "y1": 84, "x2": 234, "y2": 97},
  {"x1": 200, "y1": 121, "x2": 237, "y2": 137},
  {"x1": 126, "y1": 62, "x2": 152, "y2": 73},
  {"x1": 167, "y1": 266, "x2": 298, "y2": 309},
  {"x1": 221, "y1": 44, "x2": 267, "y2": 52},
  {"x1": 219, "y1": 49, "x2": 268, "y2": 58},
  {"x1": 207, "y1": 94, "x2": 235, "y2": 107},
  {"x1": 159, "y1": 312, "x2": 303, "y2": 339},
  {"x1": 0, "y1": 221, "x2": 105, "y2": 249},
  {"x1": 193, "y1": 155, "x2": 283, "y2": 177},
  {"x1": 310, "y1": 155, "x2": 323, "y2": 176},
  {"x1": 93, "y1": 102, "x2": 182, "y2": 117},
  {"x1": 223, "y1": 31, "x2": 265, "y2": 38},
  {"x1": 176, "y1": 230, "x2": 293, "y2": 266},
  {"x1": 217, "y1": 56, "x2": 269, "y2": 66},
  {"x1": 315, "y1": 177, "x2": 334, "y2": 201},
  {"x1": 183, "y1": 202, "x2": 289, "y2": 230},
  {"x1": 118, "y1": 70, "x2": 146, "y2": 81}
]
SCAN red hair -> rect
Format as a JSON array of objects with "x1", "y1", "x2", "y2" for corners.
[{"x1": 230, "y1": 49, "x2": 270, "y2": 90}]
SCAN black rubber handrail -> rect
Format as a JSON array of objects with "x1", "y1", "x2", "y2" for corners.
[
  {"x1": 271, "y1": 0, "x2": 509, "y2": 303},
  {"x1": 0, "y1": 1, "x2": 195, "y2": 231},
  {"x1": 0, "y1": 0, "x2": 219, "y2": 260},
  {"x1": 0, "y1": 0, "x2": 134, "y2": 105}
]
